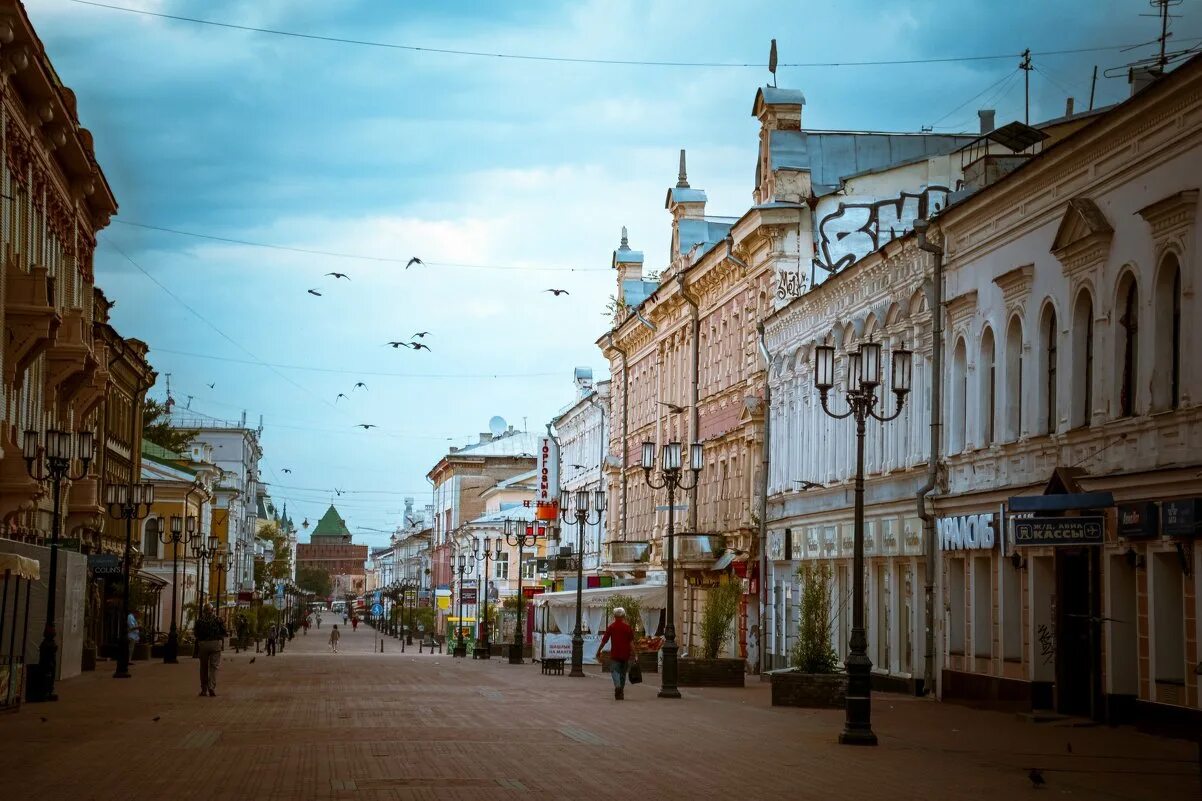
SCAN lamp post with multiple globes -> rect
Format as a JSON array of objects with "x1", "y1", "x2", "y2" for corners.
[
  {"x1": 468, "y1": 536, "x2": 502, "y2": 658},
  {"x1": 813, "y1": 338, "x2": 912, "y2": 746},
  {"x1": 504, "y1": 518, "x2": 540, "y2": 664},
  {"x1": 558, "y1": 488, "x2": 606, "y2": 677},
  {"x1": 161, "y1": 514, "x2": 194, "y2": 663},
  {"x1": 640, "y1": 440, "x2": 703, "y2": 700},
  {"x1": 105, "y1": 482, "x2": 155, "y2": 679}
]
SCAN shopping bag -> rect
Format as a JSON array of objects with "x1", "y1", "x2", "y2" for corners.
[{"x1": 628, "y1": 660, "x2": 643, "y2": 684}]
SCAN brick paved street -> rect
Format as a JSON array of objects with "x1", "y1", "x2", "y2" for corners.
[{"x1": 0, "y1": 624, "x2": 1197, "y2": 801}]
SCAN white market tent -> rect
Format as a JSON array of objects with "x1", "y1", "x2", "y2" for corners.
[{"x1": 533, "y1": 584, "x2": 665, "y2": 637}]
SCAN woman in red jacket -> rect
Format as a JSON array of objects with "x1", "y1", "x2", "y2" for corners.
[{"x1": 597, "y1": 607, "x2": 636, "y2": 700}]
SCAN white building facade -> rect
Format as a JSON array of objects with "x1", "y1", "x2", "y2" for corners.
[{"x1": 553, "y1": 369, "x2": 610, "y2": 576}]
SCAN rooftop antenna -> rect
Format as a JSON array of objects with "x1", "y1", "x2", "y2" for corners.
[
  {"x1": 769, "y1": 39, "x2": 778, "y2": 88},
  {"x1": 185, "y1": 395, "x2": 193, "y2": 410},
  {"x1": 1019, "y1": 48, "x2": 1033, "y2": 124},
  {"x1": 488, "y1": 415, "x2": 507, "y2": 437},
  {"x1": 164, "y1": 372, "x2": 175, "y2": 413},
  {"x1": 1144, "y1": 0, "x2": 1183, "y2": 70}
]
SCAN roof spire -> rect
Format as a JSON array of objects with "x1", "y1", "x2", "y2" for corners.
[
  {"x1": 769, "y1": 39, "x2": 778, "y2": 88},
  {"x1": 676, "y1": 148, "x2": 689, "y2": 188},
  {"x1": 620, "y1": 225, "x2": 629, "y2": 249}
]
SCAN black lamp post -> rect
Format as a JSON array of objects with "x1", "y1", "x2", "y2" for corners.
[
  {"x1": 214, "y1": 545, "x2": 233, "y2": 617},
  {"x1": 504, "y1": 518, "x2": 539, "y2": 664},
  {"x1": 559, "y1": 488, "x2": 606, "y2": 677},
  {"x1": 814, "y1": 338, "x2": 912, "y2": 746},
  {"x1": 641, "y1": 440, "x2": 703, "y2": 700},
  {"x1": 105, "y1": 482, "x2": 154, "y2": 679},
  {"x1": 469, "y1": 536, "x2": 502, "y2": 658},
  {"x1": 191, "y1": 533, "x2": 219, "y2": 605},
  {"x1": 22, "y1": 428, "x2": 94, "y2": 702},
  {"x1": 452, "y1": 550, "x2": 470, "y2": 657},
  {"x1": 160, "y1": 514, "x2": 193, "y2": 664},
  {"x1": 402, "y1": 577, "x2": 418, "y2": 645}
]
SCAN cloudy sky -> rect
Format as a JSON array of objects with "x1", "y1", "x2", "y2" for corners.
[{"x1": 29, "y1": 0, "x2": 1201, "y2": 546}]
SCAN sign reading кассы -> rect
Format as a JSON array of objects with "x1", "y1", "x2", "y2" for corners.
[{"x1": 1013, "y1": 516, "x2": 1105, "y2": 547}]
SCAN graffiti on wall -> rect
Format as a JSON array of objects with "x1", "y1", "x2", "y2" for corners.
[{"x1": 814, "y1": 186, "x2": 950, "y2": 277}]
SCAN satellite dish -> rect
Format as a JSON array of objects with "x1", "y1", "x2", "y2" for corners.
[{"x1": 488, "y1": 415, "x2": 507, "y2": 437}]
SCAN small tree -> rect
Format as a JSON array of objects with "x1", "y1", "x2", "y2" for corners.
[
  {"x1": 791, "y1": 563, "x2": 839, "y2": 674},
  {"x1": 604, "y1": 593, "x2": 643, "y2": 634},
  {"x1": 296, "y1": 565, "x2": 332, "y2": 597},
  {"x1": 142, "y1": 397, "x2": 198, "y2": 453},
  {"x1": 699, "y1": 580, "x2": 741, "y2": 659}
]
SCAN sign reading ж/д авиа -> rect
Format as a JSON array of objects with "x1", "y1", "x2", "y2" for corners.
[{"x1": 1013, "y1": 516, "x2": 1105, "y2": 547}]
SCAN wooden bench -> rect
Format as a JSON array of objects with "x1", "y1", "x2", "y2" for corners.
[{"x1": 541, "y1": 658, "x2": 566, "y2": 675}]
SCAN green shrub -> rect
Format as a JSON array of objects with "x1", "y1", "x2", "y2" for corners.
[
  {"x1": 604, "y1": 593, "x2": 643, "y2": 634},
  {"x1": 790, "y1": 563, "x2": 839, "y2": 674},
  {"x1": 699, "y1": 580, "x2": 741, "y2": 659}
]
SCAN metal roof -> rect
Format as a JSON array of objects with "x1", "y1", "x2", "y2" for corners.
[
  {"x1": 678, "y1": 218, "x2": 733, "y2": 255},
  {"x1": 768, "y1": 130, "x2": 977, "y2": 194},
  {"x1": 666, "y1": 186, "x2": 708, "y2": 205},
  {"x1": 465, "y1": 505, "x2": 536, "y2": 526},
  {"x1": 983, "y1": 121, "x2": 1048, "y2": 153},
  {"x1": 754, "y1": 86, "x2": 806, "y2": 109},
  {"x1": 622, "y1": 278, "x2": 657, "y2": 307},
  {"x1": 452, "y1": 429, "x2": 542, "y2": 459}
]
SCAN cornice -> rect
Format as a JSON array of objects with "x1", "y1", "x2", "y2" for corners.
[{"x1": 1137, "y1": 188, "x2": 1198, "y2": 240}]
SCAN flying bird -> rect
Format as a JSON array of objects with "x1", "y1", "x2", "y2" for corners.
[
  {"x1": 545, "y1": 288, "x2": 570, "y2": 296},
  {"x1": 334, "y1": 488, "x2": 344, "y2": 496},
  {"x1": 406, "y1": 257, "x2": 423, "y2": 269},
  {"x1": 412, "y1": 331, "x2": 430, "y2": 338},
  {"x1": 281, "y1": 469, "x2": 292, "y2": 474},
  {"x1": 570, "y1": 464, "x2": 587, "y2": 470},
  {"x1": 206, "y1": 382, "x2": 215, "y2": 389},
  {"x1": 387, "y1": 341, "x2": 408, "y2": 348},
  {"x1": 657, "y1": 401, "x2": 686, "y2": 414},
  {"x1": 409, "y1": 342, "x2": 432, "y2": 351},
  {"x1": 307, "y1": 289, "x2": 322, "y2": 296},
  {"x1": 1027, "y1": 768, "x2": 1045, "y2": 789},
  {"x1": 335, "y1": 393, "x2": 349, "y2": 403},
  {"x1": 325, "y1": 272, "x2": 350, "y2": 280},
  {"x1": 793, "y1": 480, "x2": 824, "y2": 491},
  {"x1": 353, "y1": 382, "x2": 368, "y2": 391},
  {"x1": 355, "y1": 424, "x2": 377, "y2": 430}
]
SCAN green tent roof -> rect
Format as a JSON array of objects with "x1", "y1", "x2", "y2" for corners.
[{"x1": 312, "y1": 504, "x2": 351, "y2": 539}]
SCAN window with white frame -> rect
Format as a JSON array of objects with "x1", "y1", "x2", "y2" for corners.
[{"x1": 494, "y1": 554, "x2": 509, "y2": 580}]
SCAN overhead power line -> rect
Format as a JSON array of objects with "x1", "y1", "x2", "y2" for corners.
[
  {"x1": 109, "y1": 219, "x2": 608, "y2": 273},
  {"x1": 67, "y1": 1, "x2": 1197, "y2": 70}
]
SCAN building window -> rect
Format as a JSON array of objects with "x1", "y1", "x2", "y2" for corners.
[
  {"x1": 1042, "y1": 306, "x2": 1058, "y2": 434},
  {"x1": 950, "y1": 339, "x2": 968, "y2": 454},
  {"x1": 972, "y1": 557, "x2": 992, "y2": 658},
  {"x1": 979, "y1": 327, "x2": 996, "y2": 446},
  {"x1": 1004, "y1": 317, "x2": 1023, "y2": 441},
  {"x1": 494, "y1": 555, "x2": 509, "y2": 580},
  {"x1": 1071, "y1": 290, "x2": 1094, "y2": 428},
  {"x1": 1118, "y1": 275, "x2": 1139, "y2": 417},
  {"x1": 948, "y1": 558, "x2": 965, "y2": 654},
  {"x1": 1153, "y1": 254, "x2": 1182, "y2": 411},
  {"x1": 522, "y1": 559, "x2": 536, "y2": 580},
  {"x1": 143, "y1": 518, "x2": 160, "y2": 559}
]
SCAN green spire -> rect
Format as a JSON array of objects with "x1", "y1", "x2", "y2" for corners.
[{"x1": 312, "y1": 505, "x2": 351, "y2": 538}]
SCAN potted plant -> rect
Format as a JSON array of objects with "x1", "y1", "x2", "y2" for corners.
[
  {"x1": 597, "y1": 594, "x2": 644, "y2": 673},
  {"x1": 678, "y1": 580, "x2": 745, "y2": 687},
  {"x1": 771, "y1": 562, "x2": 846, "y2": 708}
]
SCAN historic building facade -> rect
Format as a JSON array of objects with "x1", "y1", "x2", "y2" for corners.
[
  {"x1": 552, "y1": 368, "x2": 609, "y2": 577},
  {"x1": 295, "y1": 505, "x2": 368, "y2": 596}
]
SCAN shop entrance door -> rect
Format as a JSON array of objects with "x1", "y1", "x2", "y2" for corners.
[{"x1": 1054, "y1": 547, "x2": 1101, "y2": 718}]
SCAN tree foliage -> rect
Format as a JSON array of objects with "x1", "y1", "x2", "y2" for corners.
[
  {"x1": 296, "y1": 565, "x2": 332, "y2": 598},
  {"x1": 791, "y1": 562, "x2": 839, "y2": 674},
  {"x1": 700, "y1": 580, "x2": 741, "y2": 659},
  {"x1": 142, "y1": 397, "x2": 198, "y2": 453}
]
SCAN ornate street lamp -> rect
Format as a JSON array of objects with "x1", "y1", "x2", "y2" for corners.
[
  {"x1": 559, "y1": 487, "x2": 606, "y2": 677},
  {"x1": 468, "y1": 535, "x2": 502, "y2": 658},
  {"x1": 105, "y1": 482, "x2": 155, "y2": 679},
  {"x1": 214, "y1": 545, "x2": 233, "y2": 616},
  {"x1": 160, "y1": 514, "x2": 192, "y2": 663},
  {"x1": 451, "y1": 550, "x2": 471, "y2": 658},
  {"x1": 22, "y1": 428, "x2": 93, "y2": 702},
  {"x1": 814, "y1": 338, "x2": 912, "y2": 746},
  {"x1": 504, "y1": 518, "x2": 540, "y2": 664},
  {"x1": 191, "y1": 533, "x2": 219, "y2": 604},
  {"x1": 400, "y1": 577, "x2": 419, "y2": 646},
  {"x1": 641, "y1": 440, "x2": 703, "y2": 699}
]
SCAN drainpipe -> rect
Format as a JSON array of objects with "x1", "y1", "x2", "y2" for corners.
[
  {"x1": 635, "y1": 309, "x2": 656, "y2": 332},
  {"x1": 724, "y1": 235, "x2": 750, "y2": 272},
  {"x1": 756, "y1": 322, "x2": 772, "y2": 676},
  {"x1": 914, "y1": 218, "x2": 943, "y2": 698},
  {"x1": 676, "y1": 273, "x2": 701, "y2": 531},
  {"x1": 605, "y1": 333, "x2": 629, "y2": 543}
]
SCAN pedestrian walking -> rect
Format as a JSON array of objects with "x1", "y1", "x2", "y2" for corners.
[
  {"x1": 194, "y1": 603, "x2": 227, "y2": 697},
  {"x1": 329, "y1": 624, "x2": 341, "y2": 653},
  {"x1": 343, "y1": 614, "x2": 349, "y2": 626},
  {"x1": 316, "y1": 614, "x2": 322, "y2": 629},
  {"x1": 302, "y1": 618, "x2": 310, "y2": 635},
  {"x1": 266, "y1": 622, "x2": 277, "y2": 656},
  {"x1": 126, "y1": 610, "x2": 141, "y2": 664},
  {"x1": 597, "y1": 607, "x2": 636, "y2": 700},
  {"x1": 351, "y1": 616, "x2": 359, "y2": 632}
]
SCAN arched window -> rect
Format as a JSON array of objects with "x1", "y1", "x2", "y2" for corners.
[
  {"x1": 950, "y1": 338, "x2": 968, "y2": 454},
  {"x1": 1117, "y1": 274, "x2": 1139, "y2": 418},
  {"x1": 1004, "y1": 317, "x2": 1023, "y2": 441},
  {"x1": 979, "y1": 327, "x2": 996, "y2": 446},
  {"x1": 143, "y1": 517, "x2": 161, "y2": 560},
  {"x1": 1040, "y1": 305, "x2": 1058, "y2": 435},
  {"x1": 1071, "y1": 289, "x2": 1094, "y2": 428},
  {"x1": 1152, "y1": 254, "x2": 1182, "y2": 410}
]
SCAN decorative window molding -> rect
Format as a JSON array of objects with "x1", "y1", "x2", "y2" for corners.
[
  {"x1": 993, "y1": 264, "x2": 1034, "y2": 317},
  {"x1": 1050, "y1": 197, "x2": 1113, "y2": 279},
  {"x1": 1137, "y1": 188, "x2": 1197, "y2": 261}
]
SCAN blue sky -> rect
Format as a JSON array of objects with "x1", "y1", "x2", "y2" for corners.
[{"x1": 30, "y1": 0, "x2": 1201, "y2": 546}]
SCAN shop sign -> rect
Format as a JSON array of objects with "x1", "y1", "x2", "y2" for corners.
[
  {"x1": 533, "y1": 436, "x2": 559, "y2": 519},
  {"x1": 460, "y1": 587, "x2": 478, "y2": 604},
  {"x1": 1162, "y1": 498, "x2": 1201, "y2": 538},
  {"x1": 87, "y1": 554, "x2": 121, "y2": 575},
  {"x1": 1117, "y1": 502, "x2": 1159, "y2": 540},
  {"x1": 1013, "y1": 516, "x2": 1105, "y2": 547},
  {"x1": 937, "y1": 513, "x2": 997, "y2": 551}
]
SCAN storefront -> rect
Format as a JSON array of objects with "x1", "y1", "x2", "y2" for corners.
[{"x1": 532, "y1": 584, "x2": 666, "y2": 663}]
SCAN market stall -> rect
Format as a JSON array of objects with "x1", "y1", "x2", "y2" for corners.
[
  {"x1": 0, "y1": 553, "x2": 40, "y2": 712},
  {"x1": 532, "y1": 584, "x2": 666, "y2": 663}
]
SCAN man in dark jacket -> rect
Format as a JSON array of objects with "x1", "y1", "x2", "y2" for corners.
[{"x1": 194, "y1": 604, "x2": 227, "y2": 697}]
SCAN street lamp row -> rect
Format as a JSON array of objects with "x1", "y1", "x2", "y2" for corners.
[
  {"x1": 558, "y1": 488, "x2": 605, "y2": 678},
  {"x1": 104, "y1": 482, "x2": 154, "y2": 680}
]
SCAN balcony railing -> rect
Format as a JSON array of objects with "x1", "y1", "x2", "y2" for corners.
[
  {"x1": 606, "y1": 540, "x2": 651, "y2": 565},
  {"x1": 674, "y1": 534, "x2": 725, "y2": 566}
]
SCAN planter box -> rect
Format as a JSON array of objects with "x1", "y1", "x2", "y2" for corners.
[
  {"x1": 678, "y1": 658, "x2": 745, "y2": 688},
  {"x1": 637, "y1": 651, "x2": 659, "y2": 674},
  {"x1": 80, "y1": 645, "x2": 97, "y2": 672},
  {"x1": 770, "y1": 670, "x2": 846, "y2": 708}
]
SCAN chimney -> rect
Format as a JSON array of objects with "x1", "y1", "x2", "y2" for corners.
[
  {"x1": 478, "y1": 432, "x2": 493, "y2": 444},
  {"x1": 978, "y1": 109, "x2": 995, "y2": 134},
  {"x1": 1129, "y1": 66, "x2": 1160, "y2": 97},
  {"x1": 1065, "y1": 97, "x2": 1075, "y2": 117},
  {"x1": 612, "y1": 225, "x2": 645, "y2": 286}
]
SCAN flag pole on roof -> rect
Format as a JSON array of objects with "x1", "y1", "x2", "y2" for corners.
[{"x1": 769, "y1": 39, "x2": 778, "y2": 88}]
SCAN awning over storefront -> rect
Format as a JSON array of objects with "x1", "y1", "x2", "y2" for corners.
[
  {"x1": 0, "y1": 553, "x2": 40, "y2": 581},
  {"x1": 533, "y1": 584, "x2": 666, "y2": 637}
]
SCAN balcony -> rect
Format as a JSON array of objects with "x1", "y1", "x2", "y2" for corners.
[
  {"x1": 3, "y1": 259, "x2": 60, "y2": 387},
  {"x1": 673, "y1": 534, "x2": 725, "y2": 569},
  {"x1": 605, "y1": 540, "x2": 651, "y2": 572}
]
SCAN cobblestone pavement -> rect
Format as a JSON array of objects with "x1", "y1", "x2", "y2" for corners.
[{"x1": 0, "y1": 624, "x2": 1197, "y2": 801}]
